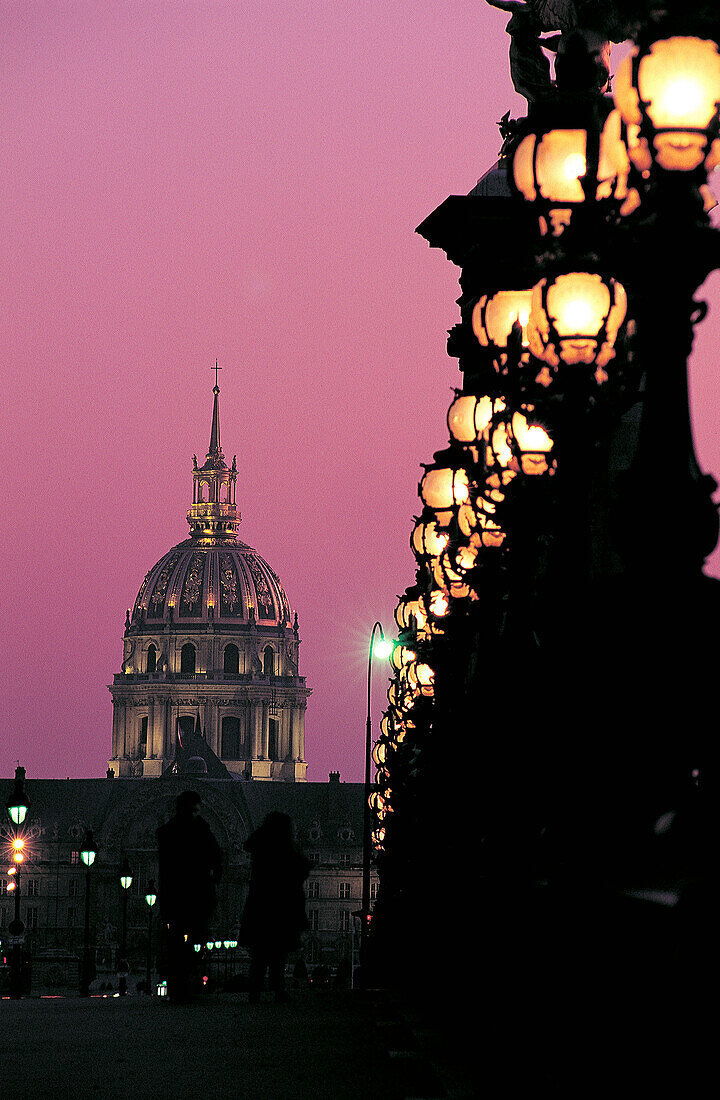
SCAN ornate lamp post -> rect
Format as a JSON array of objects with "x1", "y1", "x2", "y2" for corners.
[
  {"x1": 118, "y1": 857, "x2": 132, "y2": 996},
  {"x1": 79, "y1": 830, "x2": 97, "y2": 997},
  {"x1": 360, "y1": 622, "x2": 392, "y2": 986},
  {"x1": 5, "y1": 766, "x2": 29, "y2": 1000},
  {"x1": 374, "y1": 1, "x2": 720, "y2": 1018},
  {"x1": 145, "y1": 878, "x2": 157, "y2": 996}
]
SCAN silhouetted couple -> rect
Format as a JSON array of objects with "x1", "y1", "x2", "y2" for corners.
[
  {"x1": 240, "y1": 811, "x2": 310, "y2": 1003},
  {"x1": 157, "y1": 790, "x2": 222, "y2": 1003}
]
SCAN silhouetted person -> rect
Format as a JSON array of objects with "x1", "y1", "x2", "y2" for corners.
[
  {"x1": 157, "y1": 790, "x2": 222, "y2": 1002},
  {"x1": 240, "y1": 812, "x2": 310, "y2": 1002}
]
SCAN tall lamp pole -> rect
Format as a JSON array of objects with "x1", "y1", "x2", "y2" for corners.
[
  {"x1": 79, "y1": 830, "x2": 97, "y2": 997},
  {"x1": 6, "y1": 766, "x2": 29, "y2": 1000},
  {"x1": 360, "y1": 622, "x2": 391, "y2": 985},
  {"x1": 145, "y1": 879, "x2": 157, "y2": 996},
  {"x1": 118, "y1": 857, "x2": 132, "y2": 996}
]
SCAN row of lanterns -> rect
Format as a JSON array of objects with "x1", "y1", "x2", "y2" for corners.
[{"x1": 369, "y1": 21, "x2": 720, "y2": 852}]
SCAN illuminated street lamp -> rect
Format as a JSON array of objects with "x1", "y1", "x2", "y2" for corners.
[
  {"x1": 360, "y1": 622, "x2": 391, "y2": 986},
  {"x1": 145, "y1": 878, "x2": 157, "y2": 996},
  {"x1": 79, "y1": 830, "x2": 97, "y2": 997},
  {"x1": 615, "y1": 34, "x2": 720, "y2": 176},
  {"x1": 6, "y1": 766, "x2": 29, "y2": 826},
  {"x1": 118, "y1": 857, "x2": 132, "y2": 996},
  {"x1": 5, "y1": 766, "x2": 30, "y2": 1000}
]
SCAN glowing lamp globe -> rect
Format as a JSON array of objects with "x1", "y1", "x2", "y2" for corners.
[
  {"x1": 419, "y1": 452, "x2": 471, "y2": 513},
  {"x1": 120, "y1": 857, "x2": 133, "y2": 891},
  {"x1": 373, "y1": 637, "x2": 393, "y2": 661},
  {"x1": 411, "y1": 516, "x2": 449, "y2": 564},
  {"x1": 615, "y1": 37, "x2": 720, "y2": 173},
  {"x1": 80, "y1": 831, "x2": 97, "y2": 868},
  {"x1": 390, "y1": 643, "x2": 416, "y2": 673},
  {"x1": 510, "y1": 410, "x2": 554, "y2": 476},
  {"x1": 145, "y1": 880, "x2": 158, "y2": 907},
  {"x1": 447, "y1": 394, "x2": 505, "y2": 447},
  {"x1": 472, "y1": 291, "x2": 533, "y2": 353},
  {"x1": 394, "y1": 590, "x2": 427, "y2": 634},
  {"x1": 511, "y1": 105, "x2": 629, "y2": 233},
  {"x1": 6, "y1": 766, "x2": 29, "y2": 826},
  {"x1": 528, "y1": 273, "x2": 627, "y2": 369}
]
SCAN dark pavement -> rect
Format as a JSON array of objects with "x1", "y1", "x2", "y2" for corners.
[{"x1": 0, "y1": 989, "x2": 477, "y2": 1099}]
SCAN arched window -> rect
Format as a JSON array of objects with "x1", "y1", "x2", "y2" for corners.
[
  {"x1": 146, "y1": 644, "x2": 157, "y2": 675},
  {"x1": 199, "y1": 482, "x2": 208, "y2": 503},
  {"x1": 180, "y1": 643, "x2": 196, "y2": 676},
  {"x1": 223, "y1": 644, "x2": 240, "y2": 676},
  {"x1": 221, "y1": 716, "x2": 242, "y2": 759},
  {"x1": 219, "y1": 483, "x2": 228, "y2": 503},
  {"x1": 263, "y1": 645, "x2": 275, "y2": 677}
]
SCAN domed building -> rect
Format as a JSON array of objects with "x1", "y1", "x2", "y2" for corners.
[{"x1": 108, "y1": 382, "x2": 310, "y2": 781}]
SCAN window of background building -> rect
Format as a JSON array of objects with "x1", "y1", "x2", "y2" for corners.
[
  {"x1": 309, "y1": 910, "x2": 319, "y2": 931},
  {"x1": 223, "y1": 644, "x2": 240, "y2": 676},
  {"x1": 0, "y1": 907, "x2": 6, "y2": 927},
  {"x1": 180, "y1": 643, "x2": 196, "y2": 676},
  {"x1": 308, "y1": 852, "x2": 320, "y2": 865},
  {"x1": 0, "y1": 878, "x2": 8, "y2": 895},
  {"x1": 221, "y1": 715, "x2": 242, "y2": 758},
  {"x1": 69, "y1": 878, "x2": 79, "y2": 898},
  {"x1": 268, "y1": 717, "x2": 278, "y2": 758},
  {"x1": 146, "y1": 643, "x2": 157, "y2": 674},
  {"x1": 26, "y1": 907, "x2": 39, "y2": 930},
  {"x1": 308, "y1": 881, "x2": 319, "y2": 899},
  {"x1": 178, "y1": 715, "x2": 195, "y2": 742},
  {"x1": 371, "y1": 882, "x2": 378, "y2": 900},
  {"x1": 339, "y1": 882, "x2": 351, "y2": 899},
  {"x1": 67, "y1": 907, "x2": 76, "y2": 927},
  {"x1": 70, "y1": 851, "x2": 79, "y2": 864},
  {"x1": 139, "y1": 716, "x2": 148, "y2": 758},
  {"x1": 27, "y1": 879, "x2": 39, "y2": 897},
  {"x1": 340, "y1": 910, "x2": 352, "y2": 932}
]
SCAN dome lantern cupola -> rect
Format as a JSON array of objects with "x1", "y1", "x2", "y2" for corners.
[{"x1": 187, "y1": 374, "x2": 240, "y2": 540}]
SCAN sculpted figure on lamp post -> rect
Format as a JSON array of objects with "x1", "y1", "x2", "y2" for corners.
[{"x1": 484, "y1": 0, "x2": 638, "y2": 100}]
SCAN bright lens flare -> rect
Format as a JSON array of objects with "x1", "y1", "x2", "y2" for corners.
[
  {"x1": 661, "y1": 78, "x2": 705, "y2": 121},
  {"x1": 373, "y1": 638, "x2": 393, "y2": 660},
  {"x1": 564, "y1": 153, "x2": 586, "y2": 181},
  {"x1": 562, "y1": 299, "x2": 597, "y2": 332}
]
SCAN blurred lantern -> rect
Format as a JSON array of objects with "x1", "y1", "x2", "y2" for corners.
[
  {"x1": 419, "y1": 449, "x2": 471, "y2": 520},
  {"x1": 394, "y1": 588, "x2": 427, "y2": 635},
  {"x1": 510, "y1": 98, "x2": 629, "y2": 234},
  {"x1": 528, "y1": 272, "x2": 627, "y2": 370},
  {"x1": 427, "y1": 587, "x2": 450, "y2": 618},
  {"x1": 372, "y1": 740, "x2": 389, "y2": 768},
  {"x1": 615, "y1": 36, "x2": 720, "y2": 174},
  {"x1": 509, "y1": 409, "x2": 555, "y2": 476},
  {"x1": 472, "y1": 290, "x2": 533, "y2": 358},
  {"x1": 390, "y1": 642, "x2": 416, "y2": 673}
]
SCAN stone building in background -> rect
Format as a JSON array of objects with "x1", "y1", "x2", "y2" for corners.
[
  {"x1": 1, "y1": 384, "x2": 373, "y2": 993},
  {"x1": 108, "y1": 381, "x2": 310, "y2": 781}
]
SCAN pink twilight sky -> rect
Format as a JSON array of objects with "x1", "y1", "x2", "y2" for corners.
[{"x1": 2, "y1": 2, "x2": 720, "y2": 783}]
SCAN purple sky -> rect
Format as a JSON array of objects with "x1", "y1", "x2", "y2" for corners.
[{"x1": 2, "y1": 2, "x2": 720, "y2": 783}]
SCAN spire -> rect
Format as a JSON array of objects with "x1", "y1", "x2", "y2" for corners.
[
  {"x1": 187, "y1": 367, "x2": 240, "y2": 540},
  {"x1": 209, "y1": 361, "x2": 222, "y2": 458}
]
